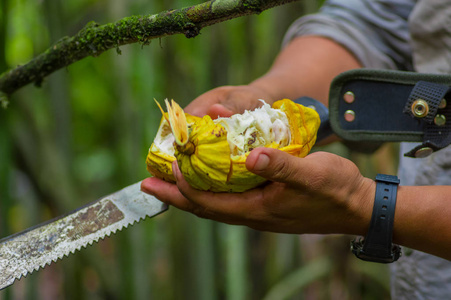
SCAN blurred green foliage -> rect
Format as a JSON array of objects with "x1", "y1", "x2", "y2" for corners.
[{"x1": 0, "y1": 0, "x2": 395, "y2": 299}]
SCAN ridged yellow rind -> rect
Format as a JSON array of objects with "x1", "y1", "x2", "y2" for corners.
[
  {"x1": 176, "y1": 116, "x2": 233, "y2": 191},
  {"x1": 273, "y1": 99, "x2": 320, "y2": 158}
]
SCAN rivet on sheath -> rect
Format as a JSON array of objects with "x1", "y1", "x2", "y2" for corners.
[
  {"x1": 415, "y1": 147, "x2": 433, "y2": 158},
  {"x1": 434, "y1": 114, "x2": 446, "y2": 126},
  {"x1": 411, "y1": 99, "x2": 429, "y2": 118},
  {"x1": 343, "y1": 91, "x2": 355, "y2": 103},
  {"x1": 439, "y1": 99, "x2": 447, "y2": 109},
  {"x1": 344, "y1": 110, "x2": 355, "y2": 122}
]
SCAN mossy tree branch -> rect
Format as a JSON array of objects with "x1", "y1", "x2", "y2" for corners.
[{"x1": 0, "y1": 0, "x2": 298, "y2": 100}]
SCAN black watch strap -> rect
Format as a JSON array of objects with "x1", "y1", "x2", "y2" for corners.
[{"x1": 351, "y1": 174, "x2": 402, "y2": 263}]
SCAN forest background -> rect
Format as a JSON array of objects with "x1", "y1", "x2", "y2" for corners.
[{"x1": 0, "y1": 0, "x2": 398, "y2": 299}]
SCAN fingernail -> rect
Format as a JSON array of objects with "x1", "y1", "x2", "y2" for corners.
[{"x1": 253, "y1": 153, "x2": 270, "y2": 171}]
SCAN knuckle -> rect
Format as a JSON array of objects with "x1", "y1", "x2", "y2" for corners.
[{"x1": 271, "y1": 156, "x2": 290, "y2": 179}]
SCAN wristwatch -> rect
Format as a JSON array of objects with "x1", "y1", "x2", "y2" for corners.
[{"x1": 351, "y1": 174, "x2": 402, "y2": 263}]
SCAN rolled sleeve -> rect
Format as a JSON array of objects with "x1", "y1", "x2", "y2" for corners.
[{"x1": 283, "y1": 0, "x2": 416, "y2": 70}]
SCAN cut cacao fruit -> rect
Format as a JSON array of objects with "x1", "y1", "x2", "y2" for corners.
[{"x1": 146, "y1": 99, "x2": 320, "y2": 192}]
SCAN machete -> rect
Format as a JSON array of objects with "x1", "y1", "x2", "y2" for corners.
[{"x1": 0, "y1": 181, "x2": 168, "y2": 290}]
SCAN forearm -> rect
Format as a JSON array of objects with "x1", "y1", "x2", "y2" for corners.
[
  {"x1": 346, "y1": 180, "x2": 451, "y2": 261},
  {"x1": 249, "y1": 36, "x2": 362, "y2": 106},
  {"x1": 392, "y1": 186, "x2": 451, "y2": 260}
]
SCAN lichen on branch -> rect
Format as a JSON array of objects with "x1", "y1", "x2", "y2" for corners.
[{"x1": 0, "y1": 0, "x2": 298, "y2": 99}]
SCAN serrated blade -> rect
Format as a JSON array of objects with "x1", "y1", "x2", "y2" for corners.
[{"x1": 0, "y1": 181, "x2": 168, "y2": 290}]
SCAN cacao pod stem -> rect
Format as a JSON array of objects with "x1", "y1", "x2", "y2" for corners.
[{"x1": 176, "y1": 141, "x2": 195, "y2": 155}]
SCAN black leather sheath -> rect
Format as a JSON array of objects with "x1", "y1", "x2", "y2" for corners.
[{"x1": 328, "y1": 69, "x2": 451, "y2": 157}]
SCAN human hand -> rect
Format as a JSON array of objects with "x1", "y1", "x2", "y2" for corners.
[
  {"x1": 184, "y1": 85, "x2": 274, "y2": 118},
  {"x1": 141, "y1": 148, "x2": 375, "y2": 236}
]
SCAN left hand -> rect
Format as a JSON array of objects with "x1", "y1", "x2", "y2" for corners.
[{"x1": 141, "y1": 147, "x2": 375, "y2": 235}]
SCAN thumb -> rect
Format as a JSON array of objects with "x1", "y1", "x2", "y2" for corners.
[{"x1": 246, "y1": 147, "x2": 310, "y2": 185}]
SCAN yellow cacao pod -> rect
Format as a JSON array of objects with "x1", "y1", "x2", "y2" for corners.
[{"x1": 146, "y1": 99, "x2": 320, "y2": 192}]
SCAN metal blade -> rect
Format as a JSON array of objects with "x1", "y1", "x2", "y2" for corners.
[{"x1": 0, "y1": 181, "x2": 168, "y2": 290}]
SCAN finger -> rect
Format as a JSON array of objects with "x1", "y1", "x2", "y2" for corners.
[
  {"x1": 245, "y1": 147, "x2": 318, "y2": 186},
  {"x1": 184, "y1": 87, "x2": 232, "y2": 117},
  {"x1": 140, "y1": 177, "x2": 195, "y2": 212},
  {"x1": 184, "y1": 93, "x2": 219, "y2": 117},
  {"x1": 172, "y1": 161, "x2": 263, "y2": 220},
  {"x1": 207, "y1": 103, "x2": 235, "y2": 119}
]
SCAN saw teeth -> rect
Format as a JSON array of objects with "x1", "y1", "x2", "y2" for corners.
[
  {"x1": 3, "y1": 222, "x2": 134, "y2": 289},
  {"x1": 0, "y1": 182, "x2": 167, "y2": 290}
]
